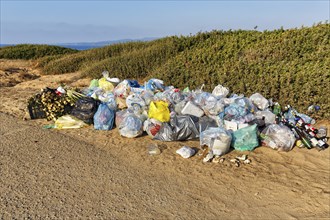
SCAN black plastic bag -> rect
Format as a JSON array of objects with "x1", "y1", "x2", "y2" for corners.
[
  {"x1": 70, "y1": 97, "x2": 100, "y2": 124},
  {"x1": 154, "y1": 115, "x2": 199, "y2": 141}
]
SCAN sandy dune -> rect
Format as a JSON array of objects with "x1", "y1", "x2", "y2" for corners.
[{"x1": 0, "y1": 59, "x2": 329, "y2": 219}]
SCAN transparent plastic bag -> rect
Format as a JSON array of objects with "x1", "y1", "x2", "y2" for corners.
[
  {"x1": 249, "y1": 93, "x2": 269, "y2": 110},
  {"x1": 200, "y1": 127, "x2": 232, "y2": 156},
  {"x1": 113, "y1": 80, "x2": 131, "y2": 98},
  {"x1": 254, "y1": 110, "x2": 276, "y2": 125},
  {"x1": 143, "y1": 118, "x2": 162, "y2": 138},
  {"x1": 260, "y1": 124, "x2": 296, "y2": 151},
  {"x1": 93, "y1": 103, "x2": 115, "y2": 130},
  {"x1": 194, "y1": 92, "x2": 224, "y2": 116},
  {"x1": 212, "y1": 84, "x2": 229, "y2": 98},
  {"x1": 126, "y1": 94, "x2": 146, "y2": 109},
  {"x1": 119, "y1": 114, "x2": 143, "y2": 138}
]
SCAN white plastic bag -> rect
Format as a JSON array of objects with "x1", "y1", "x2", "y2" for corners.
[
  {"x1": 176, "y1": 146, "x2": 196, "y2": 158},
  {"x1": 250, "y1": 93, "x2": 269, "y2": 110}
]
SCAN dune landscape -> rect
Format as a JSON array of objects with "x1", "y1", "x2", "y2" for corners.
[{"x1": 0, "y1": 59, "x2": 329, "y2": 219}]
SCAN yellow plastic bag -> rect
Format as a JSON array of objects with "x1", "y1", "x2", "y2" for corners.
[
  {"x1": 148, "y1": 101, "x2": 170, "y2": 122},
  {"x1": 55, "y1": 115, "x2": 87, "y2": 129},
  {"x1": 99, "y1": 78, "x2": 114, "y2": 91}
]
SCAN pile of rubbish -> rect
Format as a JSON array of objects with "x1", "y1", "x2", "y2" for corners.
[{"x1": 27, "y1": 71, "x2": 328, "y2": 161}]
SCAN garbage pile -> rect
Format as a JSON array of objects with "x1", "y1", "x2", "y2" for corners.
[{"x1": 27, "y1": 71, "x2": 328, "y2": 160}]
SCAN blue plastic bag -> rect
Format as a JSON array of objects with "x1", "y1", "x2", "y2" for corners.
[
  {"x1": 232, "y1": 124, "x2": 259, "y2": 151},
  {"x1": 93, "y1": 103, "x2": 115, "y2": 130}
]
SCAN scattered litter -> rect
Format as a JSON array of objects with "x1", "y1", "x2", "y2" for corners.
[
  {"x1": 176, "y1": 146, "x2": 196, "y2": 159},
  {"x1": 148, "y1": 143, "x2": 161, "y2": 156}
]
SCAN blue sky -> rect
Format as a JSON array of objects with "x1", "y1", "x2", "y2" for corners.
[{"x1": 1, "y1": 1, "x2": 329, "y2": 44}]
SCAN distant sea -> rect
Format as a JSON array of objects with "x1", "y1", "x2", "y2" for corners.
[{"x1": 0, "y1": 38, "x2": 158, "y2": 51}]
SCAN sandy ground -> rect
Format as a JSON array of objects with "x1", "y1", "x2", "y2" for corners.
[{"x1": 0, "y1": 59, "x2": 329, "y2": 219}]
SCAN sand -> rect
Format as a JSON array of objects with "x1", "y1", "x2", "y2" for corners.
[{"x1": 0, "y1": 59, "x2": 329, "y2": 219}]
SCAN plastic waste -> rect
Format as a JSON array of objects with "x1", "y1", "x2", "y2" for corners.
[
  {"x1": 55, "y1": 115, "x2": 87, "y2": 129},
  {"x1": 232, "y1": 124, "x2": 259, "y2": 151},
  {"x1": 146, "y1": 78, "x2": 165, "y2": 92},
  {"x1": 194, "y1": 92, "x2": 224, "y2": 116},
  {"x1": 250, "y1": 93, "x2": 269, "y2": 110},
  {"x1": 93, "y1": 103, "x2": 115, "y2": 130},
  {"x1": 307, "y1": 105, "x2": 320, "y2": 113},
  {"x1": 98, "y1": 78, "x2": 114, "y2": 91},
  {"x1": 126, "y1": 94, "x2": 146, "y2": 109},
  {"x1": 176, "y1": 146, "x2": 196, "y2": 158},
  {"x1": 297, "y1": 113, "x2": 315, "y2": 125},
  {"x1": 181, "y1": 101, "x2": 204, "y2": 117},
  {"x1": 143, "y1": 118, "x2": 162, "y2": 138},
  {"x1": 119, "y1": 114, "x2": 143, "y2": 138},
  {"x1": 222, "y1": 97, "x2": 254, "y2": 122},
  {"x1": 90, "y1": 89, "x2": 117, "y2": 110},
  {"x1": 198, "y1": 116, "x2": 218, "y2": 133},
  {"x1": 154, "y1": 115, "x2": 199, "y2": 141},
  {"x1": 212, "y1": 84, "x2": 229, "y2": 98},
  {"x1": 115, "y1": 109, "x2": 128, "y2": 127},
  {"x1": 89, "y1": 79, "x2": 99, "y2": 89},
  {"x1": 200, "y1": 127, "x2": 232, "y2": 156},
  {"x1": 174, "y1": 100, "x2": 187, "y2": 115},
  {"x1": 147, "y1": 143, "x2": 161, "y2": 155},
  {"x1": 254, "y1": 110, "x2": 276, "y2": 125},
  {"x1": 70, "y1": 97, "x2": 100, "y2": 124},
  {"x1": 116, "y1": 96, "x2": 127, "y2": 109},
  {"x1": 127, "y1": 79, "x2": 140, "y2": 88},
  {"x1": 148, "y1": 101, "x2": 170, "y2": 122},
  {"x1": 113, "y1": 80, "x2": 131, "y2": 98},
  {"x1": 260, "y1": 124, "x2": 296, "y2": 151}
]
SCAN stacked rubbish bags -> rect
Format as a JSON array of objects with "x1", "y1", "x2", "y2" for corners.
[{"x1": 27, "y1": 71, "x2": 329, "y2": 161}]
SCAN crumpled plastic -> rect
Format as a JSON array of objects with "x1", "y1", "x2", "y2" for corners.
[
  {"x1": 143, "y1": 118, "x2": 163, "y2": 138},
  {"x1": 250, "y1": 93, "x2": 269, "y2": 110},
  {"x1": 70, "y1": 97, "x2": 100, "y2": 124},
  {"x1": 148, "y1": 101, "x2": 170, "y2": 122},
  {"x1": 55, "y1": 115, "x2": 87, "y2": 129},
  {"x1": 194, "y1": 92, "x2": 224, "y2": 116},
  {"x1": 260, "y1": 124, "x2": 296, "y2": 151},
  {"x1": 146, "y1": 78, "x2": 165, "y2": 92},
  {"x1": 126, "y1": 94, "x2": 146, "y2": 109},
  {"x1": 154, "y1": 115, "x2": 199, "y2": 141},
  {"x1": 254, "y1": 110, "x2": 276, "y2": 125},
  {"x1": 113, "y1": 80, "x2": 131, "y2": 98},
  {"x1": 98, "y1": 77, "x2": 114, "y2": 92},
  {"x1": 221, "y1": 97, "x2": 254, "y2": 122},
  {"x1": 212, "y1": 84, "x2": 229, "y2": 98}
]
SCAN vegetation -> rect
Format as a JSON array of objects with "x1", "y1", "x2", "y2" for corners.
[
  {"x1": 0, "y1": 44, "x2": 78, "y2": 60},
  {"x1": 1, "y1": 23, "x2": 329, "y2": 117}
]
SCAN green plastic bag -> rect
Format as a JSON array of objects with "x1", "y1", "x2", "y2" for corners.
[
  {"x1": 232, "y1": 124, "x2": 259, "y2": 151},
  {"x1": 89, "y1": 79, "x2": 99, "y2": 89}
]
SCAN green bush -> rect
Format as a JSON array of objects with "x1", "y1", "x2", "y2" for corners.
[{"x1": 0, "y1": 44, "x2": 78, "y2": 60}]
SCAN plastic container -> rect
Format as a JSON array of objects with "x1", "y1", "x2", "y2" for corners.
[{"x1": 181, "y1": 101, "x2": 204, "y2": 117}]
